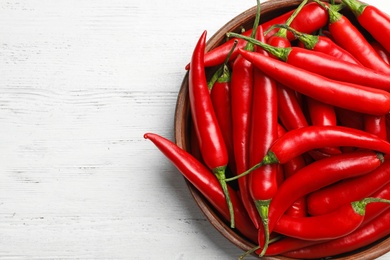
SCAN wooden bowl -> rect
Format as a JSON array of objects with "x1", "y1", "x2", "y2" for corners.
[{"x1": 174, "y1": 0, "x2": 390, "y2": 259}]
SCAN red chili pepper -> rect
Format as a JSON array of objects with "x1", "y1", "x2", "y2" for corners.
[
  {"x1": 228, "y1": 33, "x2": 390, "y2": 92},
  {"x1": 274, "y1": 197, "x2": 390, "y2": 241},
  {"x1": 189, "y1": 120, "x2": 203, "y2": 163},
  {"x1": 284, "y1": 164, "x2": 308, "y2": 218},
  {"x1": 342, "y1": 0, "x2": 390, "y2": 54},
  {"x1": 144, "y1": 133, "x2": 257, "y2": 242},
  {"x1": 281, "y1": 24, "x2": 361, "y2": 65},
  {"x1": 237, "y1": 49, "x2": 390, "y2": 115},
  {"x1": 307, "y1": 97, "x2": 337, "y2": 128},
  {"x1": 188, "y1": 31, "x2": 234, "y2": 227},
  {"x1": 283, "y1": 207, "x2": 390, "y2": 259},
  {"x1": 225, "y1": 125, "x2": 390, "y2": 182},
  {"x1": 262, "y1": 5, "x2": 311, "y2": 144},
  {"x1": 253, "y1": 151, "x2": 384, "y2": 254},
  {"x1": 266, "y1": 0, "x2": 308, "y2": 51},
  {"x1": 316, "y1": 1, "x2": 390, "y2": 74},
  {"x1": 230, "y1": 0, "x2": 261, "y2": 229},
  {"x1": 277, "y1": 85, "x2": 308, "y2": 131},
  {"x1": 362, "y1": 181, "x2": 390, "y2": 225},
  {"x1": 307, "y1": 160, "x2": 390, "y2": 216},
  {"x1": 209, "y1": 41, "x2": 237, "y2": 175},
  {"x1": 248, "y1": 24, "x2": 279, "y2": 248},
  {"x1": 278, "y1": 125, "x2": 308, "y2": 218},
  {"x1": 262, "y1": 237, "x2": 321, "y2": 256},
  {"x1": 186, "y1": 1, "x2": 328, "y2": 70},
  {"x1": 266, "y1": 182, "x2": 390, "y2": 256},
  {"x1": 307, "y1": 97, "x2": 341, "y2": 155}
]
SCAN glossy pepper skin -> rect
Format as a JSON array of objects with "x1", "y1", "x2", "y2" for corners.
[
  {"x1": 238, "y1": 49, "x2": 390, "y2": 116},
  {"x1": 342, "y1": 0, "x2": 390, "y2": 54},
  {"x1": 186, "y1": 1, "x2": 328, "y2": 69},
  {"x1": 319, "y1": 1, "x2": 390, "y2": 74},
  {"x1": 265, "y1": 125, "x2": 390, "y2": 165},
  {"x1": 209, "y1": 44, "x2": 236, "y2": 177},
  {"x1": 274, "y1": 201, "x2": 372, "y2": 241},
  {"x1": 188, "y1": 31, "x2": 234, "y2": 227},
  {"x1": 260, "y1": 151, "x2": 384, "y2": 251},
  {"x1": 229, "y1": 0, "x2": 262, "y2": 230},
  {"x1": 229, "y1": 33, "x2": 390, "y2": 92},
  {"x1": 248, "y1": 25, "x2": 279, "y2": 247},
  {"x1": 144, "y1": 133, "x2": 257, "y2": 242},
  {"x1": 283, "y1": 207, "x2": 390, "y2": 259},
  {"x1": 281, "y1": 25, "x2": 361, "y2": 65},
  {"x1": 263, "y1": 180, "x2": 390, "y2": 257},
  {"x1": 308, "y1": 160, "x2": 390, "y2": 216},
  {"x1": 261, "y1": 237, "x2": 321, "y2": 256}
]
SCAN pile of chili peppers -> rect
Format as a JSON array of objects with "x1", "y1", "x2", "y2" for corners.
[{"x1": 144, "y1": 0, "x2": 390, "y2": 258}]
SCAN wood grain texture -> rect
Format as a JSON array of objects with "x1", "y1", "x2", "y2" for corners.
[{"x1": 1, "y1": 0, "x2": 390, "y2": 259}]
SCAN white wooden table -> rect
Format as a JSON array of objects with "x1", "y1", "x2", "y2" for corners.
[{"x1": 1, "y1": 0, "x2": 390, "y2": 259}]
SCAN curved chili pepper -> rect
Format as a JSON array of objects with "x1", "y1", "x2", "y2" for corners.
[
  {"x1": 279, "y1": 126, "x2": 308, "y2": 218},
  {"x1": 228, "y1": 33, "x2": 390, "y2": 92},
  {"x1": 248, "y1": 24, "x2": 279, "y2": 252},
  {"x1": 186, "y1": 1, "x2": 328, "y2": 69},
  {"x1": 209, "y1": 41, "x2": 237, "y2": 176},
  {"x1": 307, "y1": 160, "x2": 390, "y2": 216},
  {"x1": 262, "y1": 237, "x2": 321, "y2": 256},
  {"x1": 144, "y1": 133, "x2": 257, "y2": 242},
  {"x1": 266, "y1": 183, "x2": 390, "y2": 256},
  {"x1": 263, "y1": 126, "x2": 390, "y2": 165},
  {"x1": 280, "y1": 24, "x2": 361, "y2": 65},
  {"x1": 226, "y1": 125, "x2": 390, "y2": 183},
  {"x1": 277, "y1": 86, "x2": 308, "y2": 131},
  {"x1": 274, "y1": 197, "x2": 390, "y2": 241},
  {"x1": 342, "y1": 0, "x2": 390, "y2": 54},
  {"x1": 315, "y1": 1, "x2": 390, "y2": 74},
  {"x1": 229, "y1": 0, "x2": 261, "y2": 229},
  {"x1": 188, "y1": 31, "x2": 234, "y2": 227},
  {"x1": 255, "y1": 151, "x2": 384, "y2": 254},
  {"x1": 209, "y1": 44, "x2": 258, "y2": 227},
  {"x1": 283, "y1": 207, "x2": 390, "y2": 259},
  {"x1": 362, "y1": 181, "x2": 390, "y2": 225},
  {"x1": 237, "y1": 49, "x2": 390, "y2": 115}
]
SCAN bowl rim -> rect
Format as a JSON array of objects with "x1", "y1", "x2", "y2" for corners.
[{"x1": 174, "y1": 0, "x2": 390, "y2": 259}]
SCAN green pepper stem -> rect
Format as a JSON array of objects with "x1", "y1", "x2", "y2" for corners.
[
  {"x1": 342, "y1": 0, "x2": 367, "y2": 17},
  {"x1": 244, "y1": 0, "x2": 261, "y2": 52},
  {"x1": 207, "y1": 40, "x2": 238, "y2": 90},
  {"x1": 273, "y1": 24, "x2": 319, "y2": 50},
  {"x1": 312, "y1": 0, "x2": 345, "y2": 23},
  {"x1": 224, "y1": 161, "x2": 264, "y2": 182},
  {"x1": 273, "y1": 0, "x2": 308, "y2": 39},
  {"x1": 238, "y1": 245, "x2": 260, "y2": 260},
  {"x1": 352, "y1": 197, "x2": 390, "y2": 216},
  {"x1": 214, "y1": 166, "x2": 235, "y2": 228},
  {"x1": 255, "y1": 200, "x2": 271, "y2": 257},
  {"x1": 225, "y1": 151, "x2": 279, "y2": 182},
  {"x1": 227, "y1": 32, "x2": 291, "y2": 62}
]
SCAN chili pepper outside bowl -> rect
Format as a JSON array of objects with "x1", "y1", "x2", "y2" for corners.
[{"x1": 174, "y1": 0, "x2": 390, "y2": 258}]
